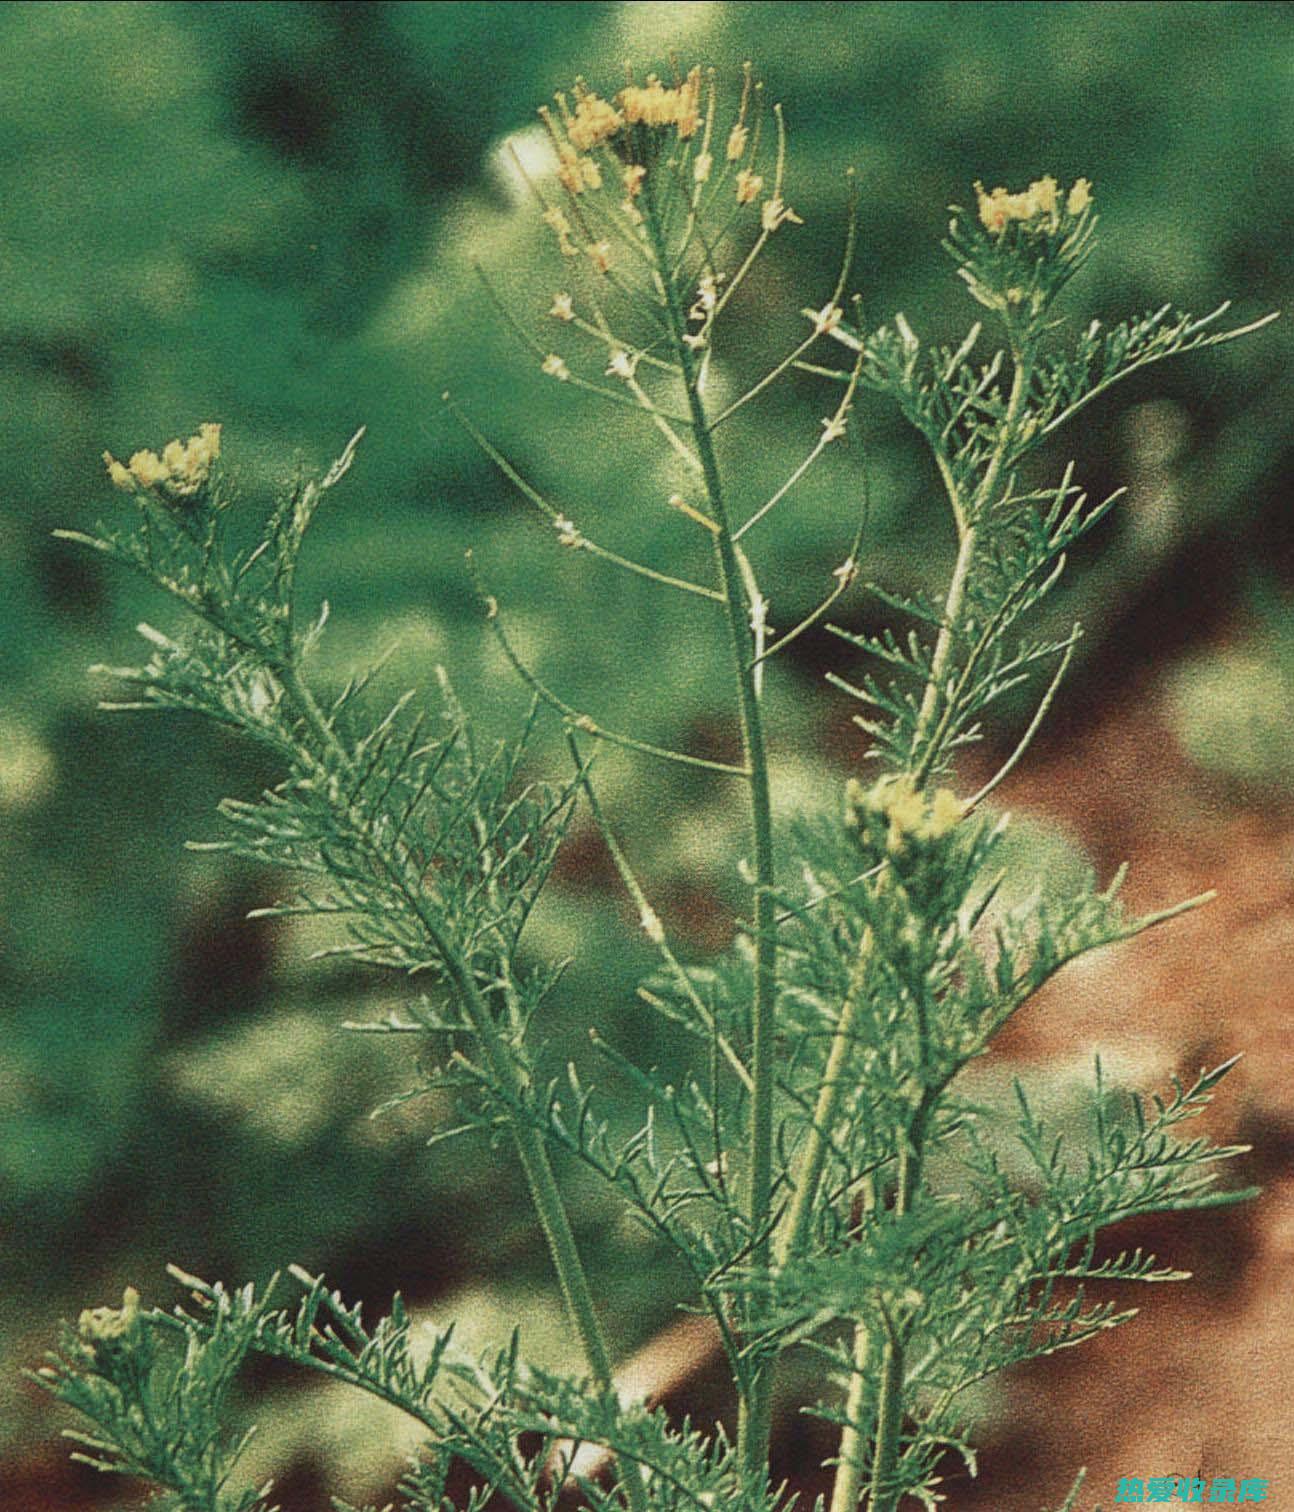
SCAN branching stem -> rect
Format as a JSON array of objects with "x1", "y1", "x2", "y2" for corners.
[
  {"x1": 911, "y1": 346, "x2": 1030, "y2": 787},
  {"x1": 275, "y1": 662, "x2": 648, "y2": 1512},
  {"x1": 823, "y1": 339, "x2": 1033, "y2": 1512}
]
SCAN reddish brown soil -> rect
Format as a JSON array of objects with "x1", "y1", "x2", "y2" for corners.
[{"x1": 943, "y1": 666, "x2": 1294, "y2": 1509}]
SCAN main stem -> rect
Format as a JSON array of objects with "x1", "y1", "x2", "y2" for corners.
[
  {"x1": 278, "y1": 664, "x2": 647, "y2": 1512},
  {"x1": 641, "y1": 178, "x2": 779, "y2": 1481}
]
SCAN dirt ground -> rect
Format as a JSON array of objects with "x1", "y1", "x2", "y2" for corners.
[{"x1": 944, "y1": 662, "x2": 1294, "y2": 1509}]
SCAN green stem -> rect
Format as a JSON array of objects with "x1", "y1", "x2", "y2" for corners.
[
  {"x1": 829, "y1": 1310, "x2": 873, "y2": 1512},
  {"x1": 827, "y1": 1110, "x2": 927, "y2": 1512},
  {"x1": 861, "y1": 1121, "x2": 925, "y2": 1512},
  {"x1": 640, "y1": 172, "x2": 779, "y2": 1481},
  {"x1": 912, "y1": 346, "x2": 1030, "y2": 786},
  {"x1": 827, "y1": 340, "x2": 1033, "y2": 1512},
  {"x1": 776, "y1": 929, "x2": 872, "y2": 1269},
  {"x1": 785, "y1": 934, "x2": 875, "y2": 1512},
  {"x1": 276, "y1": 664, "x2": 646, "y2": 1512}
]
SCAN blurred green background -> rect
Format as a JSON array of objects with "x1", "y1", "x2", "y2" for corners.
[{"x1": 3, "y1": 2, "x2": 1291, "y2": 1506}]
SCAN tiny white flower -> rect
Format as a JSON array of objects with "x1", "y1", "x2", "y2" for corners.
[
  {"x1": 749, "y1": 593, "x2": 769, "y2": 637},
  {"x1": 811, "y1": 303, "x2": 843, "y2": 336},
  {"x1": 689, "y1": 273, "x2": 720, "y2": 323}
]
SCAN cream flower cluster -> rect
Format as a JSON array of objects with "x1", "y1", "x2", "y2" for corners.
[
  {"x1": 975, "y1": 175, "x2": 1093, "y2": 234},
  {"x1": 846, "y1": 773, "x2": 965, "y2": 854},
  {"x1": 557, "y1": 67, "x2": 704, "y2": 156},
  {"x1": 104, "y1": 423, "x2": 221, "y2": 499},
  {"x1": 539, "y1": 63, "x2": 777, "y2": 220}
]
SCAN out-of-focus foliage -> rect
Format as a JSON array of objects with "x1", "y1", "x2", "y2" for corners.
[{"x1": 4, "y1": 1, "x2": 1289, "y2": 1497}]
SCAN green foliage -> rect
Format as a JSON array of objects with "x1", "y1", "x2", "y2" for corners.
[
  {"x1": 38, "y1": 1286, "x2": 274, "y2": 1512},
  {"x1": 4, "y1": 7, "x2": 1288, "y2": 1331},
  {"x1": 35, "y1": 49, "x2": 1267, "y2": 1512}
]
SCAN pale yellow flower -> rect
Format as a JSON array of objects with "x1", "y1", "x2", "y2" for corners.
[
  {"x1": 557, "y1": 148, "x2": 585, "y2": 197},
  {"x1": 127, "y1": 449, "x2": 166, "y2": 488},
  {"x1": 975, "y1": 175, "x2": 1090, "y2": 233},
  {"x1": 693, "y1": 151, "x2": 713, "y2": 184},
  {"x1": 621, "y1": 75, "x2": 668, "y2": 126},
  {"x1": 726, "y1": 122, "x2": 749, "y2": 161},
  {"x1": 886, "y1": 785, "x2": 927, "y2": 850},
  {"x1": 103, "y1": 452, "x2": 135, "y2": 491},
  {"x1": 675, "y1": 67, "x2": 703, "y2": 139},
  {"x1": 858, "y1": 773, "x2": 965, "y2": 850},
  {"x1": 605, "y1": 349, "x2": 637, "y2": 381},
  {"x1": 549, "y1": 292, "x2": 575, "y2": 322},
  {"x1": 811, "y1": 303, "x2": 843, "y2": 336},
  {"x1": 541, "y1": 354, "x2": 571, "y2": 382},
  {"x1": 1067, "y1": 177, "x2": 1093, "y2": 216},
  {"x1": 619, "y1": 67, "x2": 703, "y2": 138},
  {"x1": 79, "y1": 1287, "x2": 141, "y2": 1344},
  {"x1": 113, "y1": 423, "x2": 221, "y2": 497},
  {"x1": 735, "y1": 168, "x2": 763, "y2": 204},
  {"x1": 922, "y1": 788, "x2": 965, "y2": 839},
  {"x1": 761, "y1": 196, "x2": 803, "y2": 233},
  {"x1": 164, "y1": 424, "x2": 221, "y2": 494},
  {"x1": 566, "y1": 89, "x2": 623, "y2": 152},
  {"x1": 821, "y1": 415, "x2": 848, "y2": 443},
  {"x1": 586, "y1": 240, "x2": 613, "y2": 274},
  {"x1": 623, "y1": 164, "x2": 646, "y2": 198}
]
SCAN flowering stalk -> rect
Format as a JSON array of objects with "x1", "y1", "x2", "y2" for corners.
[
  {"x1": 848, "y1": 326, "x2": 1034, "y2": 1512},
  {"x1": 637, "y1": 162, "x2": 781, "y2": 1480}
]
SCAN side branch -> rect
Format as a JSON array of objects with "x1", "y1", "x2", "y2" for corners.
[
  {"x1": 444, "y1": 395, "x2": 721, "y2": 602},
  {"x1": 471, "y1": 558, "x2": 749, "y2": 778}
]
